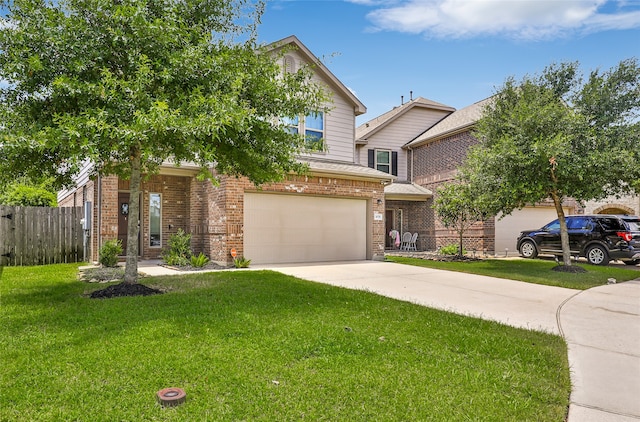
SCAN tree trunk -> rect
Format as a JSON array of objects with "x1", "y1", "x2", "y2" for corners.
[
  {"x1": 458, "y1": 227, "x2": 464, "y2": 257},
  {"x1": 551, "y1": 190, "x2": 572, "y2": 266},
  {"x1": 124, "y1": 149, "x2": 142, "y2": 284}
]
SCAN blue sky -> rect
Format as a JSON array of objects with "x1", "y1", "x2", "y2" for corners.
[{"x1": 257, "y1": 0, "x2": 640, "y2": 125}]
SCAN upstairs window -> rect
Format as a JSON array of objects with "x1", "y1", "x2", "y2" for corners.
[
  {"x1": 376, "y1": 149, "x2": 391, "y2": 174},
  {"x1": 283, "y1": 115, "x2": 299, "y2": 135},
  {"x1": 367, "y1": 149, "x2": 398, "y2": 176},
  {"x1": 304, "y1": 112, "x2": 324, "y2": 143},
  {"x1": 282, "y1": 112, "x2": 325, "y2": 152}
]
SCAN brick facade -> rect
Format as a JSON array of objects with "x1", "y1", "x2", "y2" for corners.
[
  {"x1": 584, "y1": 195, "x2": 639, "y2": 216},
  {"x1": 193, "y1": 172, "x2": 386, "y2": 266},
  {"x1": 409, "y1": 131, "x2": 496, "y2": 252},
  {"x1": 385, "y1": 200, "x2": 435, "y2": 250},
  {"x1": 60, "y1": 170, "x2": 385, "y2": 265}
]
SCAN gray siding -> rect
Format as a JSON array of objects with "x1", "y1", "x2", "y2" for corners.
[
  {"x1": 289, "y1": 50, "x2": 357, "y2": 163},
  {"x1": 357, "y1": 108, "x2": 450, "y2": 180}
]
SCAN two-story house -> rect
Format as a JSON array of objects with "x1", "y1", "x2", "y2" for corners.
[
  {"x1": 356, "y1": 96, "x2": 455, "y2": 251},
  {"x1": 360, "y1": 97, "x2": 580, "y2": 255},
  {"x1": 58, "y1": 36, "x2": 394, "y2": 266}
]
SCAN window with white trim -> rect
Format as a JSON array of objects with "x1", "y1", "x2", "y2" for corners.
[
  {"x1": 375, "y1": 149, "x2": 391, "y2": 174},
  {"x1": 149, "y1": 193, "x2": 161, "y2": 247},
  {"x1": 282, "y1": 111, "x2": 325, "y2": 151}
]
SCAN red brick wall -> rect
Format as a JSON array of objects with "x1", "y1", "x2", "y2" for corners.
[
  {"x1": 385, "y1": 200, "x2": 435, "y2": 250},
  {"x1": 411, "y1": 131, "x2": 495, "y2": 252},
  {"x1": 61, "y1": 170, "x2": 387, "y2": 265}
]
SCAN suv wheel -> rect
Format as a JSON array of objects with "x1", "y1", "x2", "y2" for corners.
[
  {"x1": 519, "y1": 240, "x2": 538, "y2": 259},
  {"x1": 586, "y1": 245, "x2": 609, "y2": 266}
]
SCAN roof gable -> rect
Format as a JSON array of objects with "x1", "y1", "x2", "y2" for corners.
[
  {"x1": 268, "y1": 35, "x2": 366, "y2": 116},
  {"x1": 406, "y1": 97, "x2": 493, "y2": 148},
  {"x1": 356, "y1": 97, "x2": 454, "y2": 141}
]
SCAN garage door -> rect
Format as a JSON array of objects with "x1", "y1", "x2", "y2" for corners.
[
  {"x1": 244, "y1": 193, "x2": 367, "y2": 264},
  {"x1": 495, "y1": 207, "x2": 568, "y2": 256}
]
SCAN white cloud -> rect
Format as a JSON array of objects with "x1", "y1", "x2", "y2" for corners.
[{"x1": 363, "y1": 0, "x2": 640, "y2": 40}]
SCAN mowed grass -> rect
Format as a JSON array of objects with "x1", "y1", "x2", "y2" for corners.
[
  {"x1": 387, "y1": 256, "x2": 640, "y2": 290},
  {"x1": 2, "y1": 264, "x2": 570, "y2": 421}
]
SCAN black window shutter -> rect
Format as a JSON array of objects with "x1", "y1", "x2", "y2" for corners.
[
  {"x1": 391, "y1": 151, "x2": 398, "y2": 176},
  {"x1": 367, "y1": 149, "x2": 374, "y2": 168}
]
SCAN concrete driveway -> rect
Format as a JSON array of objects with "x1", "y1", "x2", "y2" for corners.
[{"x1": 263, "y1": 260, "x2": 640, "y2": 422}]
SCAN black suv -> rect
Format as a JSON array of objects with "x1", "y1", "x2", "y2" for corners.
[{"x1": 516, "y1": 215, "x2": 640, "y2": 266}]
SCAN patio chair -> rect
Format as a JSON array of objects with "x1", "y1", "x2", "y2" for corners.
[
  {"x1": 408, "y1": 232, "x2": 418, "y2": 251},
  {"x1": 400, "y1": 232, "x2": 412, "y2": 250}
]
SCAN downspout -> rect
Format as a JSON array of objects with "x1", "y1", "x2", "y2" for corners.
[
  {"x1": 97, "y1": 174, "x2": 102, "y2": 264},
  {"x1": 408, "y1": 146, "x2": 414, "y2": 183}
]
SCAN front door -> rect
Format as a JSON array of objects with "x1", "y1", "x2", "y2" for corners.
[
  {"x1": 118, "y1": 192, "x2": 140, "y2": 255},
  {"x1": 118, "y1": 193, "x2": 129, "y2": 252}
]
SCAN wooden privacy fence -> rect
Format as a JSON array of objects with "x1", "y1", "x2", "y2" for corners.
[{"x1": 0, "y1": 206, "x2": 84, "y2": 266}]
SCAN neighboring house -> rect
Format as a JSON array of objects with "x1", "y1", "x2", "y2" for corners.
[
  {"x1": 360, "y1": 97, "x2": 582, "y2": 255},
  {"x1": 406, "y1": 98, "x2": 579, "y2": 254},
  {"x1": 355, "y1": 96, "x2": 454, "y2": 251},
  {"x1": 58, "y1": 36, "x2": 394, "y2": 266},
  {"x1": 584, "y1": 196, "x2": 639, "y2": 216}
]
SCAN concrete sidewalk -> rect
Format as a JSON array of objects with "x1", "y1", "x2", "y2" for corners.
[
  {"x1": 559, "y1": 280, "x2": 640, "y2": 421},
  {"x1": 138, "y1": 259, "x2": 640, "y2": 421}
]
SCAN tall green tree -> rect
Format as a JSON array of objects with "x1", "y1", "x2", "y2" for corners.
[
  {"x1": 0, "y1": 0, "x2": 328, "y2": 282},
  {"x1": 464, "y1": 60, "x2": 640, "y2": 266}
]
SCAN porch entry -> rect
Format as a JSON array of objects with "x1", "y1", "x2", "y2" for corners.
[
  {"x1": 117, "y1": 192, "x2": 141, "y2": 255},
  {"x1": 385, "y1": 209, "x2": 403, "y2": 249}
]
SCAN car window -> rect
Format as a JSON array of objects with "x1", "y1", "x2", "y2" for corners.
[
  {"x1": 598, "y1": 217, "x2": 624, "y2": 231},
  {"x1": 622, "y1": 218, "x2": 640, "y2": 231},
  {"x1": 567, "y1": 217, "x2": 590, "y2": 230},
  {"x1": 543, "y1": 219, "x2": 560, "y2": 231}
]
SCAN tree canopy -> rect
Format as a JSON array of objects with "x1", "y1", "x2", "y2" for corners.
[
  {"x1": 461, "y1": 59, "x2": 640, "y2": 266},
  {"x1": 0, "y1": 179, "x2": 58, "y2": 206},
  {"x1": 0, "y1": 0, "x2": 329, "y2": 282}
]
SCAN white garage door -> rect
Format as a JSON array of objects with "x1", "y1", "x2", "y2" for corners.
[
  {"x1": 495, "y1": 207, "x2": 567, "y2": 256},
  {"x1": 244, "y1": 193, "x2": 367, "y2": 265}
]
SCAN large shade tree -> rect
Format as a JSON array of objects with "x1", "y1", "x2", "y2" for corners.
[
  {"x1": 462, "y1": 60, "x2": 640, "y2": 266},
  {"x1": 0, "y1": 0, "x2": 329, "y2": 282}
]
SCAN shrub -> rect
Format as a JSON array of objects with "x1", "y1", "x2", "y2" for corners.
[
  {"x1": 162, "y1": 229, "x2": 192, "y2": 266},
  {"x1": 0, "y1": 184, "x2": 57, "y2": 206},
  {"x1": 439, "y1": 243, "x2": 466, "y2": 256},
  {"x1": 99, "y1": 239, "x2": 123, "y2": 267},
  {"x1": 190, "y1": 252, "x2": 210, "y2": 268},
  {"x1": 233, "y1": 257, "x2": 251, "y2": 268}
]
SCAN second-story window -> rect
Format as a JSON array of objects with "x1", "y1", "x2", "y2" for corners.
[
  {"x1": 368, "y1": 148, "x2": 398, "y2": 176},
  {"x1": 284, "y1": 115, "x2": 299, "y2": 134},
  {"x1": 376, "y1": 149, "x2": 391, "y2": 174},
  {"x1": 283, "y1": 112, "x2": 325, "y2": 152},
  {"x1": 304, "y1": 112, "x2": 324, "y2": 145}
]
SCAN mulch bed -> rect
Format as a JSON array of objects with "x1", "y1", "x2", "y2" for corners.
[
  {"x1": 162, "y1": 262, "x2": 231, "y2": 271},
  {"x1": 89, "y1": 282, "x2": 164, "y2": 299},
  {"x1": 386, "y1": 251, "x2": 483, "y2": 262},
  {"x1": 552, "y1": 265, "x2": 587, "y2": 273}
]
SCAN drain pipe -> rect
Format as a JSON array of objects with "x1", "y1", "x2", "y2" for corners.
[
  {"x1": 97, "y1": 174, "x2": 102, "y2": 264},
  {"x1": 408, "y1": 146, "x2": 414, "y2": 182}
]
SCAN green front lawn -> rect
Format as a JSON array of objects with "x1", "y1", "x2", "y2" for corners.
[
  {"x1": 1, "y1": 263, "x2": 570, "y2": 421},
  {"x1": 387, "y1": 256, "x2": 640, "y2": 290}
]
